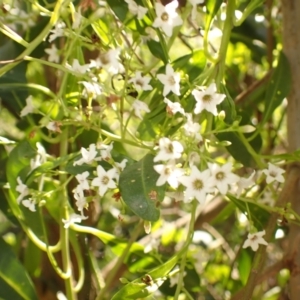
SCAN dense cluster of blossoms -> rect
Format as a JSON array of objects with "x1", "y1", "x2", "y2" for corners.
[{"x1": 15, "y1": 0, "x2": 286, "y2": 253}]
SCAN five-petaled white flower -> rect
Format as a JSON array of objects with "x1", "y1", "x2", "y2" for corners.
[
  {"x1": 178, "y1": 166, "x2": 214, "y2": 204},
  {"x1": 91, "y1": 165, "x2": 117, "y2": 197},
  {"x1": 132, "y1": 100, "x2": 150, "y2": 119},
  {"x1": 90, "y1": 49, "x2": 122, "y2": 75},
  {"x1": 154, "y1": 137, "x2": 184, "y2": 162},
  {"x1": 128, "y1": 71, "x2": 153, "y2": 91},
  {"x1": 208, "y1": 162, "x2": 240, "y2": 195},
  {"x1": 22, "y1": 198, "x2": 36, "y2": 212},
  {"x1": 48, "y1": 21, "x2": 66, "y2": 42},
  {"x1": 99, "y1": 142, "x2": 114, "y2": 161},
  {"x1": 184, "y1": 113, "x2": 202, "y2": 142},
  {"x1": 16, "y1": 176, "x2": 29, "y2": 204},
  {"x1": 193, "y1": 83, "x2": 226, "y2": 116},
  {"x1": 154, "y1": 160, "x2": 184, "y2": 188},
  {"x1": 74, "y1": 190, "x2": 87, "y2": 214},
  {"x1": 62, "y1": 213, "x2": 88, "y2": 229},
  {"x1": 164, "y1": 98, "x2": 184, "y2": 115},
  {"x1": 236, "y1": 171, "x2": 256, "y2": 197},
  {"x1": 45, "y1": 44, "x2": 60, "y2": 63},
  {"x1": 262, "y1": 163, "x2": 285, "y2": 184},
  {"x1": 125, "y1": 0, "x2": 148, "y2": 20},
  {"x1": 66, "y1": 59, "x2": 90, "y2": 75},
  {"x1": 20, "y1": 95, "x2": 34, "y2": 117},
  {"x1": 75, "y1": 171, "x2": 90, "y2": 191},
  {"x1": 157, "y1": 64, "x2": 181, "y2": 96},
  {"x1": 74, "y1": 144, "x2": 99, "y2": 166},
  {"x1": 153, "y1": 0, "x2": 183, "y2": 37},
  {"x1": 79, "y1": 81, "x2": 102, "y2": 98},
  {"x1": 243, "y1": 230, "x2": 268, "y2": 251}
]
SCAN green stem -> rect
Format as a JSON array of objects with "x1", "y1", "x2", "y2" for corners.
[{"x1": 174, "y1": 200, "x2": 197, "y2": 299}]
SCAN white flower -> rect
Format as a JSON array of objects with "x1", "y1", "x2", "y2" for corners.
[
  {"x1": 20, "y1": 95, "x2": 34, "y2": 117},
  {"x1": 132, "y1": 100, "x2": 150, "y2": 119},
  {"x1": 90, "y1": 49, "x2": 122, "y2": 75},
  {"x1": 153, "y1": 0, "x2": 183, "y2": 37},
  {"x1": 72, "y1": 9, "x2": 83, "y2": 29},
  {"x1": 48, "y1": 21, "x2": 66, "y2": 42},
  {"x1": 154, "y1": 160, "x2": 184, "y2": 188},
  {"x1": 193, "y1": 83, "x2": 226, "y2": 116},
  {"x1": 74, "y1": 190, "x2": 87, "y2": 213},
  {"x1": 242, "y1": 230, "x2": 268, "y2": 251},
  {"x1": 114, "y1": 159, "x2": 128, "y2": 181},
  {"x1": 45, "y1": 44, "x2": 60, "y2": 63},
  {"x1": 153, "y1": 137, "x2": 184, "y2": 162},
  {"x1": 188, "y1": 151, "x2": 201, "y2": 166},
  {"x1": 30, "y1": 142, "x2": 47, "y2": 170},
  {"x1": 66, "y1": 59, "x2": 90, "y2": 75},
  {"x1": 79, "y1": 81, "x2": 102, "y2": 98},
  {"x1": 46, "y1": 121, "x2": 62, "y2": 133},
  {"x1": 164, "y1": 191, "x2": 184, "y2": 202},
  {"x1": 16, "y1": 177, "x2": 29, "y2": 204},
  {"x1": 208, "y1": 162, "x2": 239, "y2": 195},
  {"x1": 128, "y1": 71, "x2": 153, "y2": 91},
  {"x1": 188, "y1": 0, "x2": 204, "y2": 20},
  {"x1": 262, "y1": 163, "x2": 285, "y2": 184},
  {"x1": 164, "y1": 98, "x2": 184, "y2": 115},
  {"x1": 260, "y1": 191, "x2": 275, "y2": 206},
  {"x1": 157, "y1": 64, "x2": 181, "y2": 96},
  {"x1": 169, "y1": 269, "x2": 186, "y2": 287},
  {"x1": 125, "y1": 0, "x2": 148, "y2": 20},
  {"x1": 75, "y1": 171, "x2": 90, "y2": 191},
  {"x1": 236, "y1": 171, "x2": 256, "y2": 197},
  {"x1": 62, "y1": 213, "x2": 88, "y2": 229},
  {"x1": 99, "y1": 142, "x2": 114, "y2": 161},
  {"x1": 91, "y1": 165, "x2": 117, "y2": 197},
  {"x1": 184, "y1": 113, "x2": 202, "y2": 142},
  {"x1": 22, "y1": 198, "x2": 36, "y2": 212},
  {"x1": 74, "y1": 144, "x2": 99, "y2": 166},
  {"x1": 178, "y1": 166, "x2": 214, "y2": 204}
]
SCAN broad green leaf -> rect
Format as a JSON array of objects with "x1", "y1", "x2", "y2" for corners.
[
  {"x1": 119, "y1": 154, "x2": 165, "y2": 221},
  {"x1": 111, "y1": 254, "x2": 179, "y2": 299},
  {"x1": 146, "y1": 40, "x2": 168, "y2": 64},
  {"x1": 261, "y1": 52, "x2": 291, "y2": 125},
  {"x1": 107, "y1": 0, "x2": 128, "y2": 22},
  {"x1": 0, "y1": 238, "x2": 38, "y2": 300},
  {"x1": 219, "y1": 84, "x2": 237, "y2": 124}
]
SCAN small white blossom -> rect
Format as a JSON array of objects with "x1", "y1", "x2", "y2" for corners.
[
  {"x1": 90, "y1": 49, "x2": 122, "y2": 74},
  {"x1": 30, "y1": 142, "x2": 47, "y2": 170},
  {"x1": 260, "y1": 190, "x2": 275, "y2": 206},
  {"x1": 236, "y1": 171, "x2": 256, "y2": 197},
  {"x1": 243, "y1": 230, "x2": 268, "y2": 251},
  {"x1": 154, "y1": 160, "x2": 184, "y2": 188},
  {"x1": 125, "y1": 0, "x2": 148, "y2": 20},
  {"x1": 153, "y1": 0, "x2": 183, "y2": 37},
  {"x1": 99, "y1": 142, "x2": 114, "y2": 161},
  {"x1": 62, "y1": 213, "x2": 88, "y2": 229},
  {"x1": 208, "y1": 162, "x2": 239, "y2": 195},
  {"x1": 91, "y1": 165, "x2": 117, "y2": 197},
  {"x1": 20, "y1": 95, "x2": 34, "y2": 117},
  {"x1": 114, "y1": 159, "x2": 128, "y2": 181},
  {"x1": 16, "y1": 177, "x2": 29, "y2": 204},
  {"x1": 193, "y1": 83, "x2": 226, "y2": 116},
  {"x1": 184, "y1": 113, "x2": 202, "y2": 142},
  {"x1": 46, "y1": 121, "x2": 62, "y2": 133},
  {"x1": 22, "y1": 198, "x2": 36, "y2": 212},
  {"x1": 74, "y1": 144, "x2": 99, "y2": 166},
  {"x1": 45, "y1": 44, "x2": 60, "y2": 63},
  {"x1": 79, "y1": 81, "x2": 102, "y2": 98},
  {"x1": 178, "y1": 166, "x2": 214, "y2": 204},
  {"x1": 164, "y1": 98, "x2": 184, "y2": 115},
  {"x1": 66, "y1": 59, "x2": 90, "y2": 75},
  {"x1": 154, "y1": 137, "x2": 184, "y2": 162},
  {"x1": 157, "y1": 64, "x2": 181, "y2": 96},
  {"x1": 48, "y1": 21, "x2": 66, "y2": 42},
  {"x1": 75, "y1": 171, "x2": 90, "y2": 191},
  {"x1": 132, "y1": 100, "x2": 150, "y2": 119},
  {"x1": 128, "y1": 71, "x2": 153, "y2": 91},
  {"x1": 74, "y1": 190, "x2": 87, "y2": 214},
  {"x1": 169, "y1": 269, "x2": 186, "y2": 287},
  {"x1": 72, "y1": 9, "x2": 83, "y2": 29},
  {"x1": 262, "y1": 163, "x2": 285, "y2": 184}
]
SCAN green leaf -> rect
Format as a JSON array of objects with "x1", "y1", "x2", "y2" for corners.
[
  {"x1": 238, "y1": 250, "x2": 251, "y2": 285},
  {"x1": 111, "y1": 254, "x2": 179, "y2": 299},
  {"x1": 0, "y1": 238, "x2": 38, "y2": 300},
  {"x1": 107, "y1": 0, "x2": 128, "y2": 22},
  {"x1": 261, "y1": 52, "x2": 291, "y2": 125},
  {"x1": 119, "y1": 154, "x2": 165, "y2": 221},
  {"x1": 219, "y1": 84, "x2": 237, "y2": 124},
  {"x1": 205, "y1": 0, "x2": 223, "y2": 30},
  {"x1": 146, "y1": 40, "x2": 168, "y2": 64}
]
